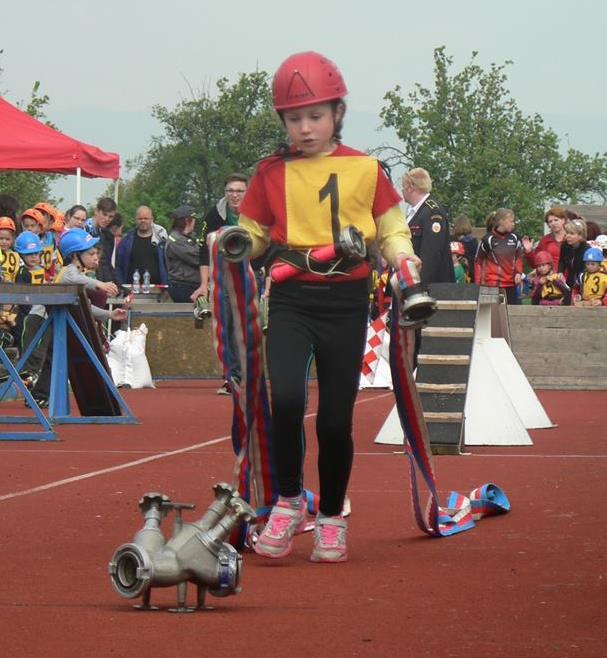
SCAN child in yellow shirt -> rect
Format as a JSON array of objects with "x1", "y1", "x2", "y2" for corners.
[
  {"x1": 0, "y1": 216, "x2": 19, "y2": 282},
  {"x1": 574, "y1": 247, "x2": 607, "y2": 306}
]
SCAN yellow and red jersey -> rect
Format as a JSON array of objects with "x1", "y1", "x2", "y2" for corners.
[
  {"x1": 239, "y1": 145, "x2": 409, "y2": 282},
  {"x1": 0, "y1": 248, "x2": 20, "y2": 282}
]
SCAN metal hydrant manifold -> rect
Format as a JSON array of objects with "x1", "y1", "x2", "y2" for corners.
[{"x1": 108, "y1": 483, "x2": 255, "y2": 611}]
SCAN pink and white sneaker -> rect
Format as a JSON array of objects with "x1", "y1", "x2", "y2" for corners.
[
  {"x1": 310, "y1": 516, "x2": 348, "y2": 563},
  {"x1": 254, "y1": 499, "x2": 307, "y2": 559}
]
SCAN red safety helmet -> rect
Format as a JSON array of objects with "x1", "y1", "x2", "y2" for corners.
[
  {"x1": 450, "y1": 241, "x2": 465, "y2": 256},
  {"x1": 272, "y1": 51, "x2": 347, "y2": 111},
  {"x1": 535, "y1": 251, "x2": 553, "y2": 266},
  {"x1": 0, "y1": 216, "x2": 16, "y2": 232}
]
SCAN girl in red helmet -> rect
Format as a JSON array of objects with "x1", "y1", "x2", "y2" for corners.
[
  {"x1": 237, "y1": 51, "x2": 419, "y2": 563},
  {"x1": 530, "y1": 250, "x2": 570, "y2": 305}
]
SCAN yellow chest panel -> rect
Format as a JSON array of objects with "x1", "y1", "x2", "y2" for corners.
[
  {"x1": 0, "y1": 250, "x2": 20, "y2": 282},
  {"x1": 42, "y1": 244, "x2": 62, "y2": 271},
  {"x1": 284, "y1": 156, "x2": 378, "y2": 248},
  {"x1": 29, "y1": 267, "x2": 46, "y2": 285},
  {"x1": 581, "y1": 272, "x2": 607, "y2": 299}
]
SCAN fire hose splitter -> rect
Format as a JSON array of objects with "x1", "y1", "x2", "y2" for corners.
[{"x1": 108, "y1": 483, "x2": 255, "y2": 612}]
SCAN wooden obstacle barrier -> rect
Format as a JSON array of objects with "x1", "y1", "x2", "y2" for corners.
[
  {"x1": 0, "y1": 283, "x2": 137, "y2": 441},
  {"x1": 135, "y1": 300, "x2": 607, "y2": 391},
  {"x1": 125, "y1": 303, "x2": 222, "y2": 379},
  {"x1": 508, "y1": 305, "x2": 607, "y2": 389},
  {"x1": 374, "y1": 284, "x2": 553, "y2": 454}
]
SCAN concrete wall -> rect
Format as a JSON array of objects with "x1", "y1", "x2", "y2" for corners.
[
  {"x1": 136, "y1": 303, "x2": 607, "y2": 390},
  {"x1": 508, "y1": 306, "x2": 607, "y2": 389}
]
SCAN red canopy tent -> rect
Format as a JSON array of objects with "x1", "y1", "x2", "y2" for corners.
[{"x1": 0, "y1": 96, "x2": 120, "y2": 201}]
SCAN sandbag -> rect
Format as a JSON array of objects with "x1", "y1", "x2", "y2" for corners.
[{"x1": 107, "y1": 323, "x2": 155, "y2": 389}]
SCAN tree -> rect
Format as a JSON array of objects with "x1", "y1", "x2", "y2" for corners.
[
  {"x1": 114, "y1": 71, "x2": 284, "y2": 228},
  {"x1": 379, "y1": 47, "x2": 607, "y2": 235},
  {"x1": 0, "y1": 51, "x2": 62, "y2": 211}
]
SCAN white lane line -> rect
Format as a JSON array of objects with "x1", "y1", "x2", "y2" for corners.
[
  {"x1": 0, "y1": 449, "x2": 230, "y2": 455},
  {"x1": 468, "y1": 454, "x2": 607, "y2": 458},
  {"x1": 362, "y1": 452, "x2": 607, "y2": 458},
  {"x1": 0, "y1": 435, "x2": 230, "y2": 502},
  {"x1": 2, "y1": 448, "x2": 604, "y2": 459},
  {"x1": 0, "y1": 391, "x2": 393, "y2": 502}
]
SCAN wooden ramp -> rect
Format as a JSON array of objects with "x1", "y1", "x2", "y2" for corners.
[
  {"x1": 375, "y1": 284, "x2": 553, "y2": 453},
  {"x1": 375, "y1": 284, "x2": 479, "y2": 453},
  {"x1": 414, "y1": 283, "x2": 480, "y2": 454}
]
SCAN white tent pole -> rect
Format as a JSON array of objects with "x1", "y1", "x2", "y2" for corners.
[
  {"x1": 114, "y1": 178, "x2": 119, "y2": 204},
  {"x1": 76, "y1": 167, "x2": 82, "y2": 204}
]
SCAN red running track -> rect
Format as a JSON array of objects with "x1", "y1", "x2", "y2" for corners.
[{"x1": 0, "y1": 382, "x2": 605, "y2": 657}]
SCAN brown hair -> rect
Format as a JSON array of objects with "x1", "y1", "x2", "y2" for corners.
[
  {"x1": 277, "y1": 100, "x2": 347, "y2": 144},
  {"x1": 586, "y1": 221, "x2": 601, "y2": 241},
  {"x1": 224, "y1": 173, "x2": 248, "y2": 187},
  {"x1": 96, "y1": 197, "x2": 117, "y2": 213},
  {"x1": 564, "y1": 209, "x2": 582, "y2": 221},
  {"x1": 331, "y1": 100, "x2": 346, "y2": 142},
  {"x1": 544, "y1": 207, "x2": 567, "y2": 223},
  {"x1": 452, "y1": 215, "x2": 473, "y2": 237}
]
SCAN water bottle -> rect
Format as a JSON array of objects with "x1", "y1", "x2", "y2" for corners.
[
  {"x1": 132, "y1": 269, "x2": 141, "y2": 294},
  {"x1": 142, "y1": 270, "x2": 151, "y2": 294}
]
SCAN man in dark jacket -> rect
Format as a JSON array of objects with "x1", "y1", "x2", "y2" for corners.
[
  {"x1": 115, "y1": 205, "x2": 168, "y2": 287},
  {"x1": 402, "y1": 168, "x2": 454, "y2": 284},
  {"x1": 402, "y1": 168, "x2": 454, "y2": 368}
]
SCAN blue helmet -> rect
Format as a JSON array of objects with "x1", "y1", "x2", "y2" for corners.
[
  {"x1": 583, "y1": 247, "x2": 603, "y2": 263},
  {"x1": 14, "y1": 231, "x2": 43, "y2": 255},
  {"x1": 59, "y1": 228, "x2": 100, "y2": 260}
]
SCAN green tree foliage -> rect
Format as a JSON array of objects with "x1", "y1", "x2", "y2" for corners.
[
  {"x1": 0, "y1": 52, "x2": 61, "y2": 212},
  {"x1": 379, "y1": 47, "x2": 607, "y2": 236},
  {"x1": 114, "y1": 71, "x2": 284, "y2": 229}
]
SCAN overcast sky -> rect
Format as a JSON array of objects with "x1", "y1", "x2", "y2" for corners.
[{"x1": 2, "y1": 0, "x2": 606, "y2": 208}]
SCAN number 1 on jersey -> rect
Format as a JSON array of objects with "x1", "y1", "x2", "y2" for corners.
[{"x1": 319, "y1": 173, "x2": 340, "y2": 243}]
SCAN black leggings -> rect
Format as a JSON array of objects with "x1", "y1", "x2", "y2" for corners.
[{"x1": 266, "y1": 278, "x2": 369, "y2": 516}]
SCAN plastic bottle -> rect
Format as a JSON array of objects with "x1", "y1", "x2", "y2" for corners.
[
  {"x1": 132, "y1": 269, "x2": 141, "y2": 294},
  {"x1": 142, "y1": 270, "x2": 151, "y2": 294}
]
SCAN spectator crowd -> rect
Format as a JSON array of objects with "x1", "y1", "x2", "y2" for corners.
[
  {"x1": 0, "y1": 174, "x2": 606, "y2": 404},
  {"x1": 447, "y1": 205, "x2": 607, "y2": 307}
]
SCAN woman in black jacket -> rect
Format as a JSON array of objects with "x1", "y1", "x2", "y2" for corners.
[{"x1": 558, "y1": 219, "x2": 589, "y2": 296}]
